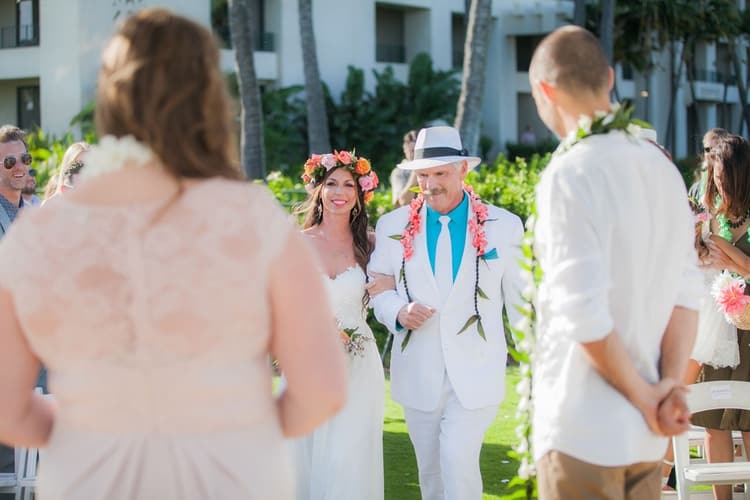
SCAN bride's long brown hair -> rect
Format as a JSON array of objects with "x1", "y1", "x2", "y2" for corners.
[{"x1": 296, "y1": 166, "x2": 373, "y2": 274}]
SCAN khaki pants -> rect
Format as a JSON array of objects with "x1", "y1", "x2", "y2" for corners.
[{"x1": 537, "y1": 451, "x2": 661, "y2": 500}]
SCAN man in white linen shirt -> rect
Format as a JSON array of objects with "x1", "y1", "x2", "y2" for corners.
[{"x1": 528, "y1": 26, "x2": 703, "y2": 499}]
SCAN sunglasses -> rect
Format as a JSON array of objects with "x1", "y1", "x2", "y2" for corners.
[
  {"x1": 3, "y1": 153, "x2": 32, "y2": 169},
  {"x1": 69, "y1": 160, "x2": 84, "y2": 174}
]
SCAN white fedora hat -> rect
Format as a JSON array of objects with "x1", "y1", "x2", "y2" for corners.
[{"x1": 397, "y1": 126, "x2": 482, "y2": 171}]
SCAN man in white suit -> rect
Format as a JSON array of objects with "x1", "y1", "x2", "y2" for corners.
[{"x1": 369, "y1": 126, "x2": 524, "y2": 500}]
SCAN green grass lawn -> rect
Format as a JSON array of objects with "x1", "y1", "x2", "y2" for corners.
[{"x1": 383, "y1": 365, "x2": 522, "y2": 500}]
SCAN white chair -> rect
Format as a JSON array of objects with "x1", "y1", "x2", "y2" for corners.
[
  {"x1": 0, "y1": 447, "x2": 19, "y2": 494},
  {"x1": 15, "y1": 387, "x2": 48, "y2": 500},
  {"x1": 15, "y1": 444, "x2": 38, "y2": 500},
  {"x1": 686, "y1": 426, "x2": 746, "y2": 464},
  {"x1": 674, "y1": 381, "x2": 750, "y2": 499}
]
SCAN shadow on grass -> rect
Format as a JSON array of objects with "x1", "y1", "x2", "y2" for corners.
[
  {"x1": 481, "y1": 442, "x2": 521, "y2": 497},
  {"x1": 384, "y1": 431, "x2": 522, "y2": 499},
  {"x1": 384, "y1": 430, "x2": 421, "y2": 500}
]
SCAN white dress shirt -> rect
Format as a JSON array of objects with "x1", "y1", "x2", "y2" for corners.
[{"x1": 532, "y1": 131, "x2": 703, "y2": 466}]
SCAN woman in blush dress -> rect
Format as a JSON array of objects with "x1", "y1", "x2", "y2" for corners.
[
  {"x1": 0, "y1": 9, "x2": 347, "y2": 500},
  {"x1": 291, "y1": 151, "x2": 386, "y2": 500}
]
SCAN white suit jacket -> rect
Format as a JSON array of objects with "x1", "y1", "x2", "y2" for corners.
[{"x1": 369, "y1": 199, "x2": 525, "y2": 411}]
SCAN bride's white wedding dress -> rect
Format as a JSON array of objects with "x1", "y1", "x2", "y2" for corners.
[{"x1": 291, "y1": 265, "x2": 385, "y2": 500}]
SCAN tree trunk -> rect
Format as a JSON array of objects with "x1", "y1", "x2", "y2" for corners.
[
  {"x1": 228, "y1": 0, "x2": 266, "y2": 179},
  {"x1": 298, "y1": 0, "x2": 331, "y2": 154},
  {"x1": 665, "y1": 39, "x2": 687, "y2": 152},
  {"x1": 729, "y1": 38, "x2": 750, "y2": 136},
  {"x1": 573, "y1": 0, "x2": 586, "y2": 27},
  {"x1": 454, "y1": 0, "x2": 492, "y2": 156},
  {"x1": 599, "y1": 0, "x2": 616, "y2": 65},
  {"x1": 464, "y1": 0, "x2": 471, "y2": 32},
  {"x1": 685, "y1": 46, "x2": 702, "y2": 146}
]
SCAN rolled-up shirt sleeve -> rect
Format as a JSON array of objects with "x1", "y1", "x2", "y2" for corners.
[{"x1": 535, "y1": 167, "x2": 614, "y2": 344}]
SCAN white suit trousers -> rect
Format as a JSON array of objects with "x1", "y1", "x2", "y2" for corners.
[{"x1": 402, "y1": 373, "x2": 499, "y2": 500}]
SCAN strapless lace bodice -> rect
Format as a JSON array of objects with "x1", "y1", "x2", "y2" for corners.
[{"x1": 324, "y1": 266, "x2": 369, "y2": 332}]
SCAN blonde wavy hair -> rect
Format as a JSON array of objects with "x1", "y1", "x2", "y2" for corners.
[{"x1": 95, "y1": 8, "x2": 241, "y2": 181}]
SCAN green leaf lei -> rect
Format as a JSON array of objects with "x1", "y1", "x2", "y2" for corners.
[
  {"x1": 554, "y1": 102, "x2": 653, "y2": 157},
  {"x1": 391, "y1": 185, "x2": 493, "y2": 352},
  {"x1": 717, "y1": 210, "x2": 750, "y2": 245}
]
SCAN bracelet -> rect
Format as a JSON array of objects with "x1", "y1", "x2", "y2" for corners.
[{"x1": 663, "y1": 458, "x2": 674, "y2": 466}]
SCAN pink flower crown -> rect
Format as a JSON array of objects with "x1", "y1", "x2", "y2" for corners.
[{"x1": 301, "y1": 150, "x2": 379, "y2": 203}]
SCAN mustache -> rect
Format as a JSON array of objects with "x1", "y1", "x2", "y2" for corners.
[{"x1": 422, "y1": 188, "x2": 447, "y2": 196}]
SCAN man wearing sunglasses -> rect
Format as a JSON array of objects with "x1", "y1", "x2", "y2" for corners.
[
  {"x1": 0, "y1": 125, "x2": 33, "y2": 494},
  {"x1": 21, "y1": 168, "x2": 41, "y2": 207},
  {"x1": 0, "y1": 125, "x2": 32, "y2": 238}
]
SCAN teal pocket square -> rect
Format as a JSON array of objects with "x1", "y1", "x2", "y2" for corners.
[{"x1": 483, "y1": 248, "x2": 498, "y2": 260}]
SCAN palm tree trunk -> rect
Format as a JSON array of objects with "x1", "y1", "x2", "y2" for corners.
[
  {"x1": 599, "y1": 0, "x2": 616, "y2": 65},
  {"x1": 729, "y1": 38, "x2": 750, "y2": 135},
  {"x1": 665, "y1": 39, "x2": 687, "y2": 152},
  {"x1": 454, "y1": 0, "x2": 492, "y2": 156},
  {"x1": 228, "y1": 0, "x2": 266, "y2": 179},
  {"x1": 464, "y1": 0, "x2": 471, "y2": 31},
  {"x1": 685, "y1": 46, "x2": 702, "y2": 145},
  {"x1": 573, "y1": 0, "x2": 586, "y2": 27},
  {"x1": 298, "y1": 0, "x2": 331, "y2": 154}
]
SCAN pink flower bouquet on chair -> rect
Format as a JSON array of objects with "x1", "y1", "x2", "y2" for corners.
[{"x1": 711, "y1": 271, "x2": 750, "y2": 329}]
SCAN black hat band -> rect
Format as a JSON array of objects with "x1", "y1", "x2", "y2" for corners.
[{"x1": 413, "y1": 146, "x2": 468, "y2": 160}]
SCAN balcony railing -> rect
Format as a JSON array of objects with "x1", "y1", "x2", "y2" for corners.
[
  {"x1": 694, "y1": 69, "x2": 737, "y2": 85},
  {"x1": 452, "y1": 49, "x2": 464, "y2": 69},
  {"x1": 215, "y1": 28, "x2": 275, "y2": 53},
  {"x1": 376, "y1": 43, "x2": 406, "y2": 64},
  {"x1": 0, "y1": 24, "x2": 38, "y2": 49},
  {"x1": 257, "y1": 32, "x2": 274, "y2": 52}
]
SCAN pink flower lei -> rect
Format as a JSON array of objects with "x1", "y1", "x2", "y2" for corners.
[{"x1": 393, "y1": 184, "x2": 493, "y2": 351}]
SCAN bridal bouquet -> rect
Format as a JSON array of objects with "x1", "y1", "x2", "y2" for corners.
[
  {"x1": 711, "y1": 271, "x2": 750, "y2": 328},
  {"x1": 339, "y1": 326, "x2": 373, "y2": 358}
]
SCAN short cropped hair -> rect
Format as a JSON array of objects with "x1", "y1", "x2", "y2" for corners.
[
  {"x1": 0, "y1": 125, "x2": 28, "y2": 150},
  {"x1": 529, "y1": 25, "x2": 610, "y2": 94}
]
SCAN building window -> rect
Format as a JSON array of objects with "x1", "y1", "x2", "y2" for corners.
[
  {"x1": 17, "y1": 85, "x2": 40, "y2": 131},
  {"x1": 714, "y1": 42, "x2": 735, "y2": 85},
  {"x1": 210, "y1": 0, "x2": 274, "y2": 51},
  {"x1": 1, "y1": 0, "x2": 38, "y2": 49},
  {"x1": 376, "y1": 4, "x2": 406, "y2": 63},
  {"x1": 516, "y1": 35, "x2": 544, "y2": 72},
  {"x1": 16, "y1": 0, "x2": 38, "y2": 46},
  {"x1": 717, "y1": 102, "x2": 733, "y2": 131},
  {"x1": 621, "y1": 63, "x2": 633, "y2": 81},
  {"x1": 452, "y1": 13, "x2": 466, "y2": 69}
]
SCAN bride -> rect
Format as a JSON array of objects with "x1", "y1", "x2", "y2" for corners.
[{"x1": 291, "y1": 151, "x2": 386, "y2": 500}]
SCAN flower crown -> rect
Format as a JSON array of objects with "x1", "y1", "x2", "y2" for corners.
[{"x1": 301, "y1": 150, "x2": 379, "y2": 203}]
